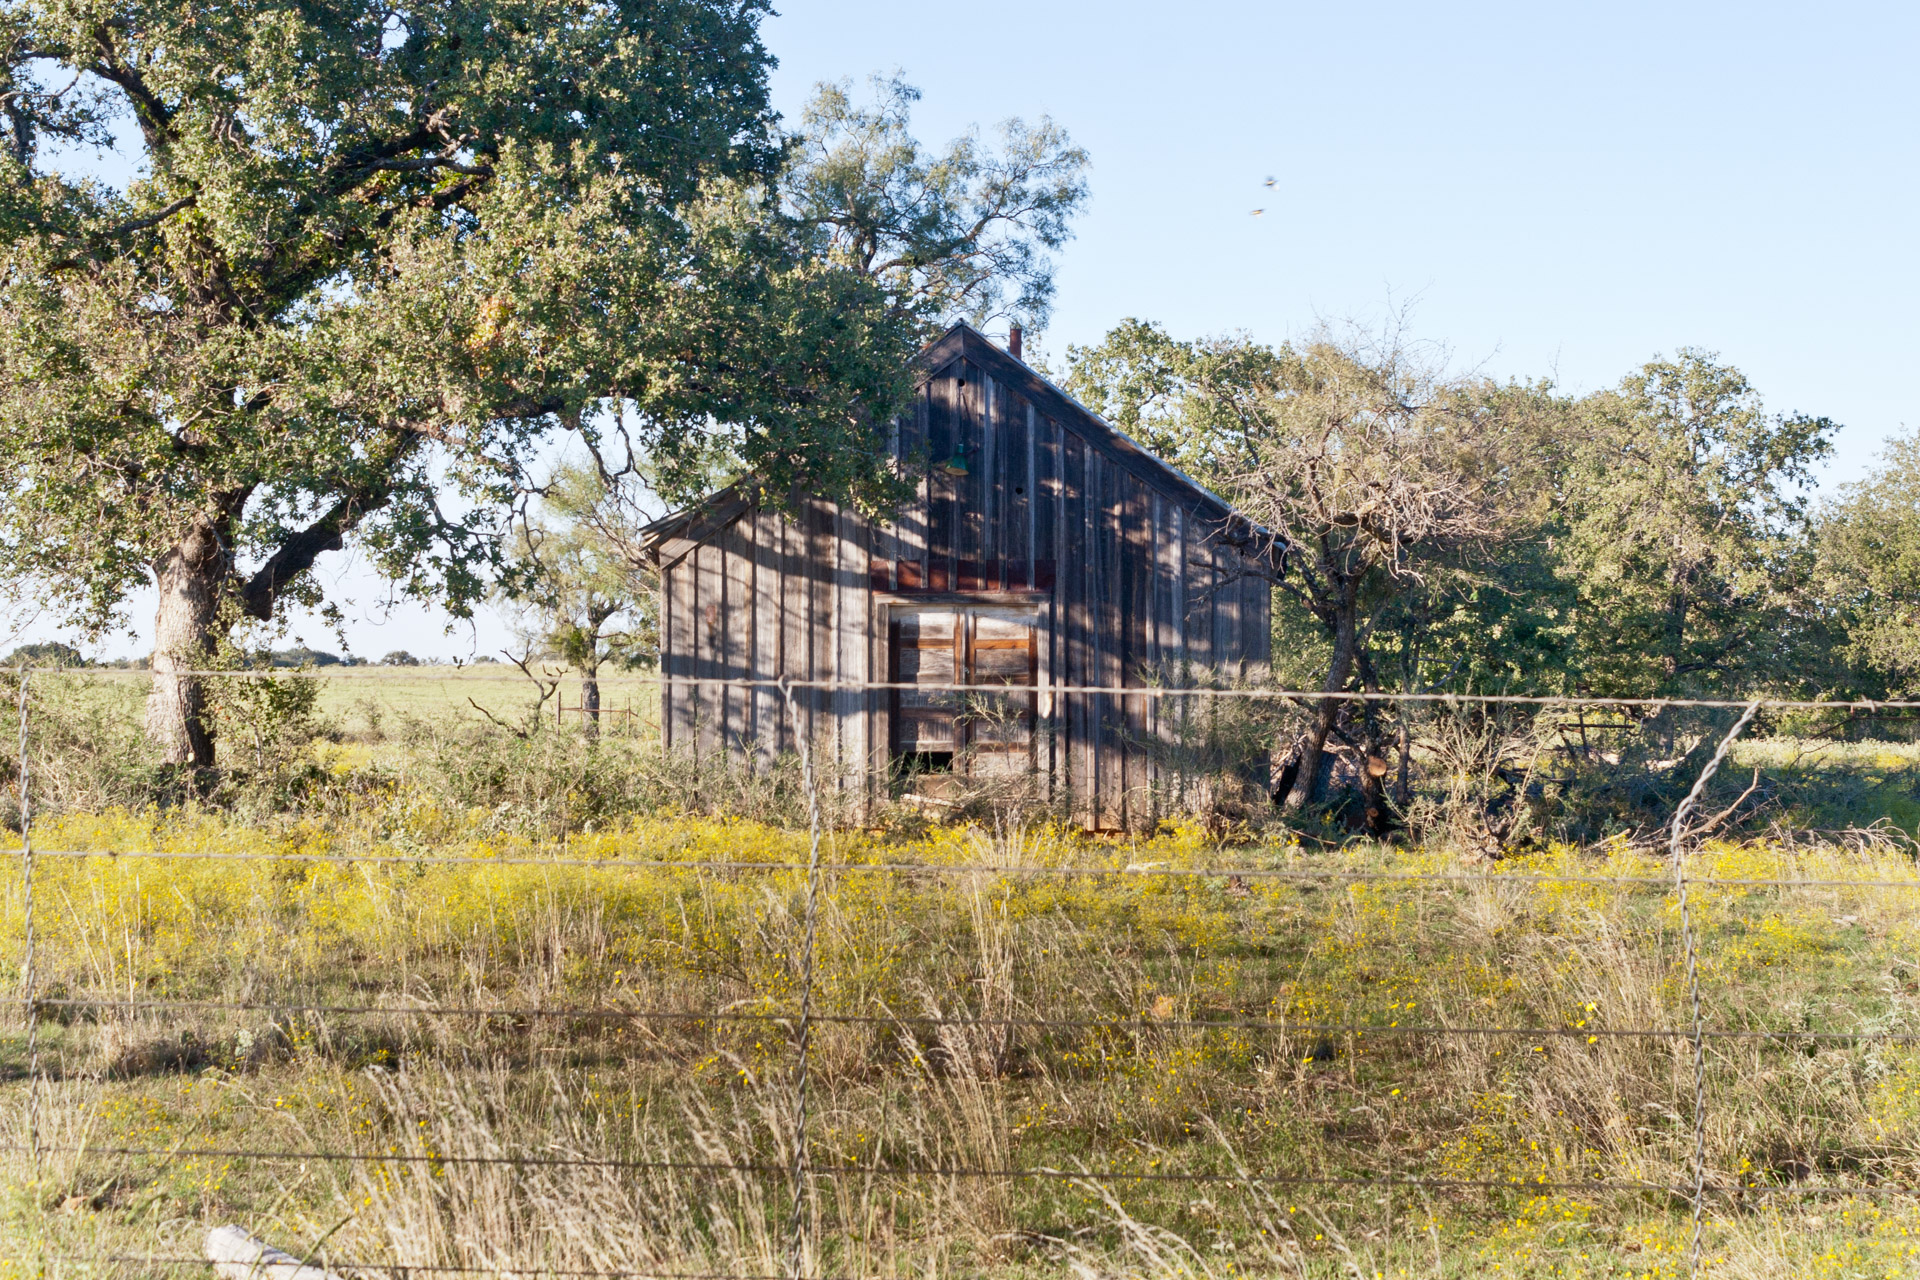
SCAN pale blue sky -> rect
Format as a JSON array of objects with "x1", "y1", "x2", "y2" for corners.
[
  {"x1": 23, "y1": 0, "x2": 1916, "y2": 660},
  {"x1": 765, "y1": 0, "x2": 1915, "y2": 477}
]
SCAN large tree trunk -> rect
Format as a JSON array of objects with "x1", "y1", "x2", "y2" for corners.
[
  {"x1": 146, "y1": 520, "x2": 227, "y2": 767},
  {"x1": 582, "y1": 659, "x2": 601, "y2": 744},
  {"x1": 1284, "y1": 603, "x2": 1359, "y2": 811}
]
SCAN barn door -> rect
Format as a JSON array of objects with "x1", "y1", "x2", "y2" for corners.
[
  {"x1": 961, "y1": 610, "x2": 1038, "y2": 776},
  {"x1": 890, "y1": 610, "x2": 961, "y2": 770},
  {"x1": 889, "y1": 607, "x2": 1037, "y2": 776}
]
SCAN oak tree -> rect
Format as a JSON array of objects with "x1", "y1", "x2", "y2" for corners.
[
  {"x1": 1555, "y1": 351, "x2": 1834, "y2": 697},
  {"x1": 0, "y1": 0, "x2": 914, "y2": 765}
]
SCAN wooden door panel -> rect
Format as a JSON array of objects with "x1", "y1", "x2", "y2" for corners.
[
  {"x1": 960, "y1": 611, "x2": 1036, "y2": 769},
  {"x1": 892, "y1": 607, "x2": 1038, "y2": 771},
  {"x1": 891, "y1": 611, "x2": 959, "y2": 756}
]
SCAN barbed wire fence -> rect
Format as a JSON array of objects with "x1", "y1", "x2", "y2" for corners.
[{"x1": 6, "y1": 669, "x2": 1920, "y2": 1278}]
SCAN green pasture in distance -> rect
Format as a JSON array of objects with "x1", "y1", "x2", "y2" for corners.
[{"x1": 309, "y1": 665, "x2": 663, "y2": 732}]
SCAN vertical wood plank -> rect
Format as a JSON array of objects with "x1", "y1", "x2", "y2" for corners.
[
  {"x1": 873, "y1": 412, "x2": 901, "y2": 596},
  {"x1": 834, "y1": 503, "x2": 869, "y2": 799},
  {"x1": 896, "y1": 387, "x2": 931, "y2": 591},
  {"x1": 871, "y1": 593, "x2": 890, "y2": 793},
  {"x1": 1244, "y1": 561, "x2": 1272, "y2": 684},
  {"x1": 1035, "y1": 409, "x2": 1057, "y2": 793},
  {"x1": 1094, "y1": 451, "x2": 1124, "y2": 830},
  {"x1": 927, "y1": 368, "x2": 957, "y2": 591},
  {"x1": 1213, "y1": 541, "x2": 1241, "y2": 684},
  {"x1": 999, "y1": 388, "x2": 1028, "y2": 589},
  {"x1": 1060, "y1": 431, "x2": 1093, "y2": 825},
  {"x1": 979, "y1": 376, "x2": 997, "y2": 584},
  {"x1": 694, "y1": 539, "x2": 723, "y2": 758},
  {"x1": 1021, "y1": 399, "x2": 1038, "y2": 590},
  {"x1": 1035, "y1": 406, "x2": 1059, "y2": 592},
  {"x1": 1120, "y1": 474, "x2": 1152, "y2": 827},
  {"x1": 807, "y1": 497, "x2": 835, "y2": 757},
  {"x1": 1168, "y1": 506, "x2": 1190, "y2": 796},
  {"x1": 665, "y1": 558, "x2": 694, "y2": 750},
  {"x1": 1144, "y1": 491, "x2": 1169, "y2": 803},
  {"x1": 955, "y1": 364, "x2": 981, "y2": 590},
  {"x1": 752, "y1": 506, "x2": 783, "y2": 769},
  {"x1": 780, "y1": 505, "x2": 808, "y2": 756},
  {"x1": 1184, "y1": 522, "x2": 1216, "y2": 673},
  {"x1": 721, "y1": 520, "x2": 752, "y2": 756}
]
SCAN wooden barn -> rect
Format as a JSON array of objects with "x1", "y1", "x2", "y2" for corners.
[{"x1": 640, "y1": 321, "x2": 1276, "y2": 829}]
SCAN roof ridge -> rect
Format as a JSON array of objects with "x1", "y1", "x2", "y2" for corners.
[{"x1": 929, "y1": 322, "x2": 1272, "y2": 544}]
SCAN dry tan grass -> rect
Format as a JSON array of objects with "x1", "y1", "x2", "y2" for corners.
[{"x1": 8, "y1": 815, "x2": 1920, "y2": 1276}]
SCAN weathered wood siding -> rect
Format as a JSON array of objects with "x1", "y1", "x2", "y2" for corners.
[
  {"x1": 659, "y1": 496, "x2": 880, "y2": 789},
  {"x1": 659, "y1": 325, "x2": 1273, "y2": 828}
]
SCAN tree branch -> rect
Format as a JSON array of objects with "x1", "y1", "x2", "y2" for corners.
[{"x1": 237, "y1": 482, "x2": 394, "y2": 620}]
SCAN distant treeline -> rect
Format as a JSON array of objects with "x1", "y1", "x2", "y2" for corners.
[
  {"x1": 3, "y1": 643, "x2": 504, "y2": 670},
  {"x1": 1058, "y1": 320, "x2": 1920, "y2": 727}
]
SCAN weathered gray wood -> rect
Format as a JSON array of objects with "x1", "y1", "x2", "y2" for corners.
[
  {"x1": 915, "y1": 324, "x2": 1245, "y2": 529},
  {"x1": 980, "y1": 375, "x2": 997, "y2": 578},
  {"x1": 693, "y1": 538, "x2": 724, "y2": 758},
  {"x1": 1016, "y1": 396, "x2": 1035, "y2": 588},
  {"x1": 663, "y1": 556, "x2": 691, "y2": 749},
  {"x1": 1094, "y1": 450, "x2": 1124, "y2": 829},
  {"x1": 894, "y1": 385, "x2": 931, "y2": 591},
  {"x1": 1165, "y1": 503, "x2": 1190, "y2": 801},
  {"x1": 1040, "y1": 411, "x2": 1062, "y2": 793},
  {"x1": 956, "y1": 363, "x2": 983, "y2": 590},
  {"x1": 207, "y1": 1225, "x2": 346, "y2": 1280},
  {"x1": 1035, "y1": 407, "x2": 1059, "y2": 588},
  {"x1": 926, "y1": 365, "x2": 958, "y2": 591},
  {"x1": 720, "y1": 519, "x2": 753, "y2": 752},
  {"x1": 870, "y1": 594, "x2": 891, "y2": 788},
  {"x1": 646, "y1": 488, "x2": 755, "y2": 577},
  {"x1": 654, "y1": 323, "x2": 1280, "y2": 828},
  {"x1": 834, "y1": 504, "x2": 869, "y2": 797},
  {"x1": 751, "y1": 505, "x2": 783, "y2": 769},
  {"x1": 1121, "y1": 472, "x2": 1153, "y2": 826},
  {"x1": 779, "y1": 504, "x2": 808, "y2": 756},
  {"x1": 1060, "y1": 431, "x2": 1093, "y2": 825},
  {"x1": 1146, "y1": 490, "x2": 1174, "y2": 794},
  {"x1": 806, "y1": 497, "x2": 835, "y2": 754},
  {"x1": 1184, "y1": 524, "x2": 1215, "y2": 673},
  {"x1": 892, "y1": 609, "x2": 959, "y2": 752},
  {"x1": 1244, "y1": 565, "x2": 1272, "y2": 683}
]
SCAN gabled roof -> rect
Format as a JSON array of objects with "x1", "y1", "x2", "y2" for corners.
[
  {"x1": 640, "y1": 322, "x2": 1278, "y2": 570},
  {"x1": 921, "y1": 321, "x2": 1258, "y2": 534},
  {"x1": 636, "y1": 481, "x2": 754, "y2": 574}
]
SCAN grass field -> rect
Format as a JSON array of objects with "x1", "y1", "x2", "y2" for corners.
[
  {"x1": 10, "y1": 806, "x2": 1920, "y2": 1277},
  {"x1": 304, "y1": 666, "x2": 663, "y2": 730},
  {"x1": 8, "y1": 673, "x2": 1920, "y2": 1276}
]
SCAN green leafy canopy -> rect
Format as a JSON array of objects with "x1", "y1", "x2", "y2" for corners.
[{"x1": 0, "y1": 0, "x2": 917, "y2": 639}]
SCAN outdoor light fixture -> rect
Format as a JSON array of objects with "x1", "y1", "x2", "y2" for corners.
[{"x1": 940, "y1": 442, "x2": 970, "y2": 477}]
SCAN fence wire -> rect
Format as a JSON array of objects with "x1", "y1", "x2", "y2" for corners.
[
  {"x1": 28, "y1": 996, "x2": 1920, "y2": 1045},
  {"x1": 12, "y1": 673, "x2": 1920, "y2": 1279},
  {"x1": 8, "y1": 664, "x2": 1920, "y2": 712},
  {"x1": 19, "y1": 845, "x2": 1920, "y2": 891}
]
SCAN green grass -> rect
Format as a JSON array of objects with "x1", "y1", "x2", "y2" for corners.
[
  {"x1": 9, "y1": 680, "x2": 1920, "y2": 1275},
  {"x1": 307, "y1": 664, "x2": 662, "y2": 733},
  {"x1": 8, "y1": 806, "x2": 1920, "y2": 1277}
]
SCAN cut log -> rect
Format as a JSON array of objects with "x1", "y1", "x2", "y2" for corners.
[{"x1": 205, "y1": 1225, "x2": 348, "y2": 1280}]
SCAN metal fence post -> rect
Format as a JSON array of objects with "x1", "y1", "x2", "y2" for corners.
[
  {"x1": 779, "y1": 678, "x2": 825, "y2": 1280},
  {"x1": 15, "y1": 668, "x2": 37, "y2": 1176}
]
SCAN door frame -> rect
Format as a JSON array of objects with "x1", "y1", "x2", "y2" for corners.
[{"x1": 874, "y1": 593, "x2": 1051, "y2": 781}]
